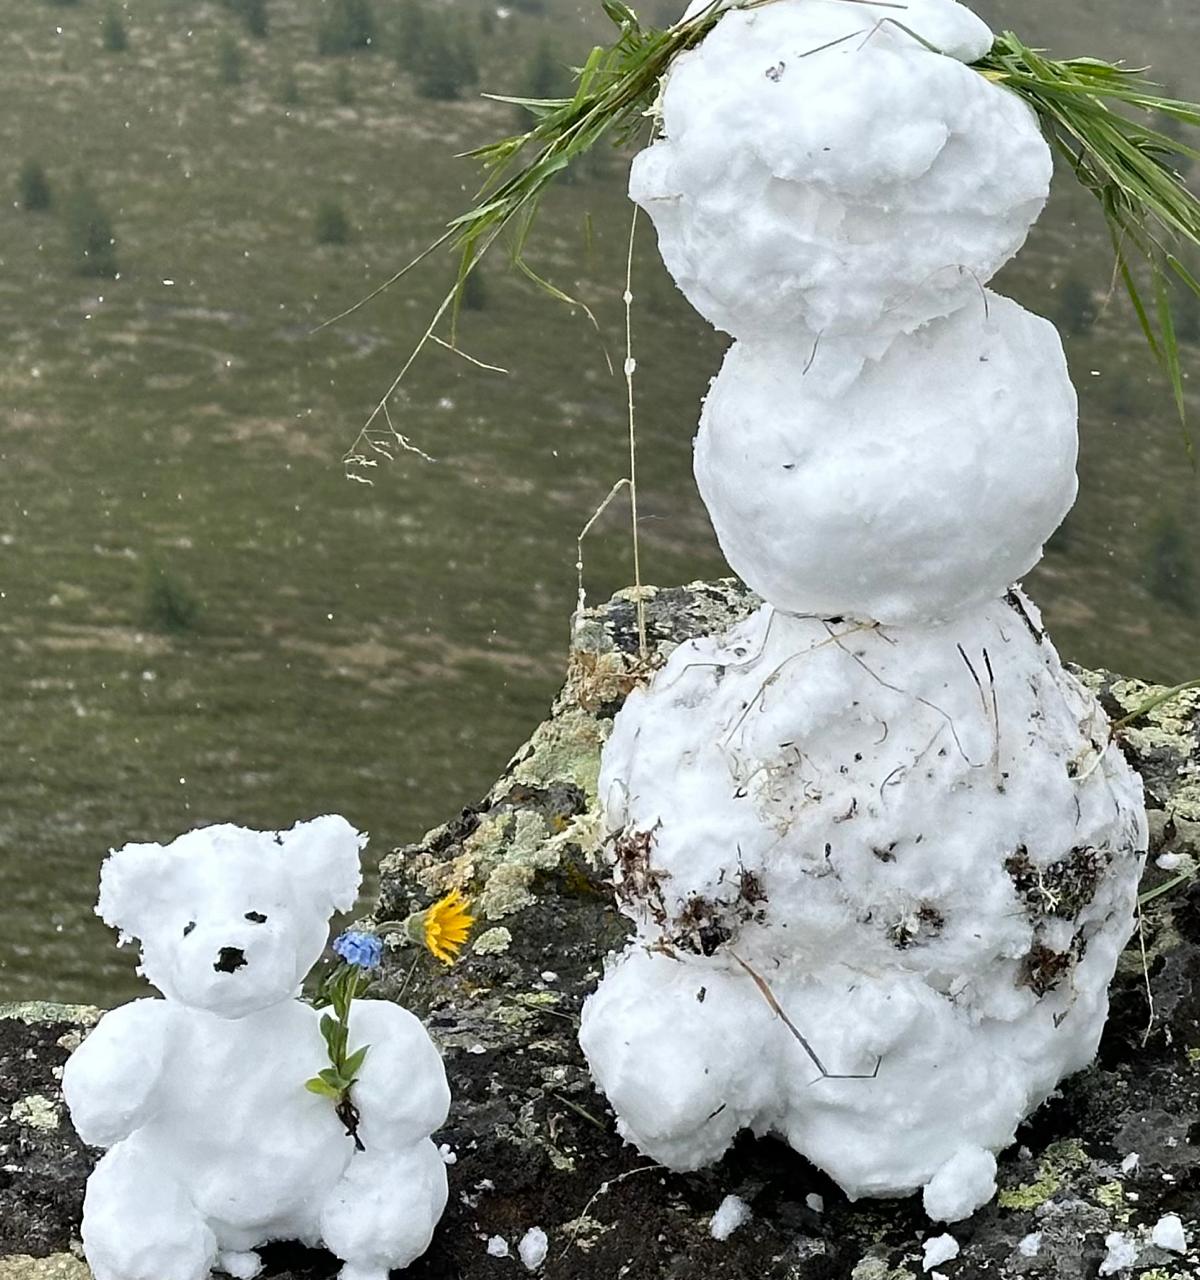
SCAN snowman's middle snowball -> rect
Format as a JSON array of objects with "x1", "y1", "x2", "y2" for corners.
[{"x1": 694, "y1": 291, "x2": 1078, "y2": 625}]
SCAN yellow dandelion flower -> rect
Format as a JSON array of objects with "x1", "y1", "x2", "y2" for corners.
[{"x1": 420, "y1": 890, "x2": 475, "y2": 965}]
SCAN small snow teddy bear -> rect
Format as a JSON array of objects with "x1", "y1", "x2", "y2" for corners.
[{"x1": 62, "y1": 816, "x2": 450, "y2": 1280}]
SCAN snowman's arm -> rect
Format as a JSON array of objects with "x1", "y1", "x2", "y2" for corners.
[
  {"x1": 348, "y1": 1000, "x2": 450, "y2": 1147},
  {"x1": 61, "y1": 998, "x2": 171, "y2": 1148}
]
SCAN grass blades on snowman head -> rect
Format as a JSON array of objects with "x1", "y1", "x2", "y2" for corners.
[
  {"x1": 976, "y1": 31, "x2": 1200, "y2": 455},
  {"x1": 340, "y1": 0, "x2": 1200, "y2": 472}
]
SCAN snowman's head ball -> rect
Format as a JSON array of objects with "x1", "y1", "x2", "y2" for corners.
[{"x1": 633, "y1": 0, "x2": 1052, "y2": 342}]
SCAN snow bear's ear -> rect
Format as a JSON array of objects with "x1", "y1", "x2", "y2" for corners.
[
  {"x1": 279, "y1": 815, "x2": 365, "y2": 915},
  {"x1": 96, "y1": 841, "x2": 174, "y2": 942}
]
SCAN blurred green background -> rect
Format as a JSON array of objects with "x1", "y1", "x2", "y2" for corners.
[{"x1": 1, "y1": 0, "x2": 1196, "y2": 1003}]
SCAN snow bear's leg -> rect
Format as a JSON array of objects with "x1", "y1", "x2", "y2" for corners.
[
  {"x1": 320, "y1": 1138, "x2": 448, "y2": 1279},
  {"x1": 216, "y1": 1251, "x2": 262, "y2": 1279},
  {"x1": 579, "y1": 949, "x2": 782, "y2": 1172},
  {"x1": 82, "y1": 1140, "x2": 218, "y2": 1280}
]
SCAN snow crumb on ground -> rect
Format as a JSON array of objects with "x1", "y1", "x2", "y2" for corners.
[
  {"x1": 709, "y1": 1194, "x2": 752, "y2": 1241},
  {"x1": 486, "y1": 1236, "x2": 509, "y2": 1258},
  {"x1": 1151, "y1": 1214, "x2": 1187, "y2": 1254},
  {"x1": 1156, "y1": 852, "x2": 1183, "y2": 871},
  {"x1": 805, "y1": 1193, "x2": 824, "y2": 1214},
  {"x1": 1120, "y1": 1152, "x2": 1140, "y2": 1175},
  {"x1": 1018, "y1": 1232, "x2": 1042, "y2": 1258},
  {"x1": 518, "y1": 1227, "x2": 549, "y2": 1271},
  {"x1": 922, "y1": 1234, "x2": 960, "y2": 1272},
  {"x1": 1099, "y1": 1232, "x2": 1138, "y2": 1275}
]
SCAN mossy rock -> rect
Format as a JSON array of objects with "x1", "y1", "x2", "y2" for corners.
[{"x1": 6, "y1": 583, "x2": 1200, "y2": 1280}]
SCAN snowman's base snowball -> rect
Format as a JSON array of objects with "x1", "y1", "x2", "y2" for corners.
[
  {"x1": 632, "y1": 0, "x2": 1050, "y2": 341},
  {"x1": 693, "y1": 291, "x2": 1078, "y2": 625},
  {"x1": 580, "y1": 598, "x2": 1146, "y2": 1212}
]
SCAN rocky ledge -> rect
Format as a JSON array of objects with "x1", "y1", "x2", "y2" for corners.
[{"x1": 3, "y1": 581, "x2": 1199, "y2": 1280}]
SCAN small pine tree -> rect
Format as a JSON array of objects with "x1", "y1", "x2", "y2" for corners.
[
  {"x1": 514, "y1": 39, "x2": 569, "y2": 130},
  {"x1": 144, "y1": 564, "x2": 202, "y2": 633},
  {"x1": 1044, "y1": 514, "x2": 1072, "y2": 557},
  {"x1": 453, "y1": 24, "x2": 478, "y2": 86},
  {"x1": 415, "y1": 12, "x2": 470, "y2": 101},
  {"x1": 461, "y1": 267, "x2": 487, "y2": 311},
  {"x1": 1176, "y1": 280, "x2": 1200, "y2": 345},
  {"x1": 333, "y1": 64, "x2": 354, "y2": 105},
  {"x1": 279, "y1": 67, "x2": 302, "y2": 105},
  {"x1": 1109, "y1": 370, "x2": 1140, "y2": 420},
  {"x1": 393, "y1": 0, "x2": 426, "y2": 71},
  {"x1": 101, "y1": 8, "x2": 129, "y2": 52},
  {"x1": 1055, "y1": 275, "x2": 1098, "y2": 337},
  {"x1": 316, "y1": 0, "x2": 375, "y2": 56},
  {"x1": 18, "y1": 159, "x2": 52, "y2": 212},
  {"x1": 1146, "y1": 511, "x2": 1197, "y2": 615},
  {"x1": 239, "y1": 0, "x2": 269, "y2": 38},
  {"x1": 523, "y1": 37, "x2": 567, "y2": 100},
  {"x1": 217, "y1": 32, "x2": 244, "y2": 85},
  {"x1": 65, "y1": 176, "x2": 118, "y2": 278},
  {"x1": 315, "y1": 199, "x2": 351, "y2": 245}
]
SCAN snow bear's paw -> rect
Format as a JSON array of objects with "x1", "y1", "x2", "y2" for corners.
[
  {"x1": 320, "y1": 1141, "x2": 449, "y2": 1274},
  {"x1": 82, "y1": 1145, "x2": 218, "y2": 1280}
]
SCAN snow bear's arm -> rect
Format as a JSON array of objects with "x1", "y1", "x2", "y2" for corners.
[
  {"x1": 348, "y1": 1000, "x2": 450, "y2": 1148},
  {"x1": 61, "y1": 998, "x2": 172, "y2": 1148}
]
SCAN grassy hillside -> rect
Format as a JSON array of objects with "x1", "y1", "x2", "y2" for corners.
[{"x1": 0, "y1": 0, "x2": 1196, "y2": 1001}]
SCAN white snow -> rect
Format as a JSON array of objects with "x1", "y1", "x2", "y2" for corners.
[
  {"x1": 1099, "y1": 1231, "x2": 1139, "y2": 1275},
  {"x1": 579, "y1": 599, "x2": 1146, "y2": 1206},
  {"x1": 63, "y1": 818, "x2": 451, "y2": 1280},
  {"x1": 1151, "y1": 1213, "x2": 1188, "y2": 1254},
  {"x1": 1120, "y1": 1152, "x2": 1140, "y2": 1175},
  {"x1": 922, "y1": 1234, "x2": 960, "y2": 1272},
  {"x1": 580, "y1": 0, "x2": 1147, "y2": 1229},
  {"x1": 694, "y1": 292, "x2": 1077, "y2": 624},
  {"x1": 681, "y1": 0, "x2": 994, "y2": 61},
  {"x1": 805, "y1": 1193, "x2": 824, "y2": 1214},
  {"x1": 633, "y1": 0, "x2": 1049, "y2": 343},
  {"x1": 486, "y1": 1236, "x2": 510, "y2": 1258},
  {"x1": 923, "y1": 1148, "x2": 996, "y2": 1224},
  {"x1": 517, "y1": 1226, "x2": 549, "y2": 1270},
  {"x1": 1017, "y1": 1233, "x2": 1042, "y2": 1258},
  {"x1": 709, "y1": 1194, "x2": 753, "y2": 1241},
  {"x1": 1155, "y1": 852, "x2": 1183, "y2": 871}
]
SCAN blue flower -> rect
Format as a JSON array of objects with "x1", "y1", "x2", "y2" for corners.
[{"x1": 333, "y1": 930, "x2": 383, "y2": 970}]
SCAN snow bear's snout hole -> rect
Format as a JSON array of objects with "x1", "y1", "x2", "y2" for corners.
[{"x1": 214, "y1": 946, "x2": 248, "y2": 974}]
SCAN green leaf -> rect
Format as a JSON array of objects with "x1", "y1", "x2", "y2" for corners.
[
  {"x1": 305, "y1": 1078, "x2": 341, "y2": 1099},
  {"x1": 342, "y1": 1044, "x2": 370, "y2": 1079},
  {"x1": 319, "y1": 1067, "x2": 346, "y2": 1090}
]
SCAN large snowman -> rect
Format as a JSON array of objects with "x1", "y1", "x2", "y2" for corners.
[{"x1": 579, "y1": 0, "x2": 1148, "y2": 1221}]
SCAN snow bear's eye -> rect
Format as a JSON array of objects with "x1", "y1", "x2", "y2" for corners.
[
  {"x1": 244, "y1": 911, "x2": 268, "y2": 924},
  {"x1": 182, "y1": 921, "x2": 196, "y2": 937}
]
